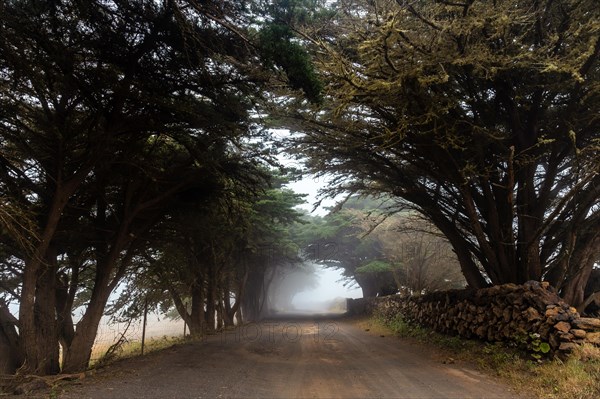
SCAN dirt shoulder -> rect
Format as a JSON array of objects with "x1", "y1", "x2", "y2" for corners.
[{"x1": 49, "y1": 314, "x2": 525, "y2": 398}]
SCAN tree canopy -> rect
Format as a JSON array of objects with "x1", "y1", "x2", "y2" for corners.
[
  {"x1": 1, "y1": 0, "x2": 599, "y2": 378},
  {"x1": 0, "y1": 0, "x2": 301, "y2": 375},
  {"x1": 295, "y1": 196, "x2": 464, "y2": 297},
  {"x1": 287, "y1": 0, "x2": 600, "y2": 306}
]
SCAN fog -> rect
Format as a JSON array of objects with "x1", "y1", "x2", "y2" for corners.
[
  {"x1": 270, "y1": 263, "x2": 362, "y2": 314},
  {"x1": 275, "y1": 159, "x2": 363, "y2": 313}
]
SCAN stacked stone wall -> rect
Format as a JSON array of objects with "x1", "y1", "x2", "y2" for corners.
[{"x1": 347, "y1": 281, "x2": 600, "y2": 354}]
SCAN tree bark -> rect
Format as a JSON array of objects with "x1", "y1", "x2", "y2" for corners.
[
  {"x1": 241, "y1": 277, "x2": 261, "y2": 322},
  {"x1": 222, "y1": 283, "x2": 234, "y2": 327},
  {"x1": 56, "y1": 269, "x2": 76, "y2": 355},
  {"x1": 61, "y1": 235, "x2": 134, "y2": 373},
  {"x1": 27, "y1": 245, "x2": 61, "y2": 375},
  {"x1": 424, "y1": 205, "x2": 489, "y2": 289},
  {"x1": 189, "y1": 281, "x2": 206, "y2": 335},
  {"x1": 61, "y1": 270, "x2": 112, "y2": 373},
  {"x1": 355, "y1": 273, "x2": 378, "y2": 298},
  {"x1": 560, "y1": 251, "x2": 597, "y2": 307},
  {"x1": 0, "y1": 301, "x2": 22, "y2": 375},
  {"x1": 0, "y1": 329, "x2": 17, "y2": 375},
  {"x1": 19, "y1": 190, "x2": 70, "y2": 375},
  {"x1": 205, "y1": 265, "x2": 216, "y2": 332},
  {"x1": 225, "y1": 267, "x2": 248, "y2": 326}
]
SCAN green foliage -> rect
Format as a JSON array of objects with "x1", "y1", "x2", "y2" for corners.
[
  {"x1": 289, "y1": 0, "x2": 600, "y2": 301},
  {"x1": 481, "y1": 343, "x2": 523, "y2": 369},
  {"x1": 0, "y1": 0, "x2": 308, "y2": 374},
  {"x1": 379, "y1": 313, "x2": 427, "y2": 339},
  {"x1": 371, "y1": 314, "x2": 600, "y2": 399},
  {"x1": 377, "y1": 312, "x2": 469, "y2": 352},
  {"x1": 292, "y1": 199, "x2": 395, "y2": 296},
  {"x1": 356, "y1": 260, "x2": 396, "y2": 274},
  {"x1": 256, "y1": 0, "x2": 324, "y2": 102},
  {"x1": 112, "y1": 167, "x2": 309, "y2": 326},
  {"x1": 514, "y1": 332, "x2": 552, "y2": 361},
  {"x1": 294, "y1": 195, "x2": 464, "y2": 296}
]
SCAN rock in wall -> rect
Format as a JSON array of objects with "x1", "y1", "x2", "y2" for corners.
[{"x1": 347, "y1": 281, "x2": 600, "y2": 354}]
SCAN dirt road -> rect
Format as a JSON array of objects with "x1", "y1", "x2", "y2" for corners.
[{"x1": 58, "y1": 315, "x2": 525, "y2": 398}]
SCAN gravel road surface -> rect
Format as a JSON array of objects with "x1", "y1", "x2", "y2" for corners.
[{"x1": 57, "y1": 315, "x2": 526, "y2": 398}]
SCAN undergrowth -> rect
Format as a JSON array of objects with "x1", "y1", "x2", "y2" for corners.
[
  {"x1": 91, "y1": 335, "x2": 186, "y2": 368},
  {"x1": 369, "y1": 314, "x2": 600, "y2": 399}
]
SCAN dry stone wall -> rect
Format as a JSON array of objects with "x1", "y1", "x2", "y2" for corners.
[{"x1": 347, "y1": 281, "x2": 600, "y2": 354}]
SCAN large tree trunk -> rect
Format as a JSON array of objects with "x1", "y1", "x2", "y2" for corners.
[
  {"x1": 235, "y1": 308, "x2": 243, "y2": 325},
  {"x1": 222, "y1": 284, "x2": 234, "y2": 327},
  {"x1": 56, "y1": 262, "x2": 78, "y2": 357},
  {"x1": 560, "y1": 256, "x2": 596, "y2": 307},
  {"x1": 171, "y1": 252, "x2": 205, "y2": 336},
  {"x1": 61, "y1": 233, "x2": 134, "y2": 373},
  {"x1": 205, "y1": 264, "x2": 217, "y2": 332},
  {"x1": 354, "y1": 273, "x2": 378, "y2": 298},
  {"x1": 426, "y1": 207, "x2": 489, "y2": 289},
  {"x1": 0, "y1": 302, "x2": 22, "y2": 375},
  {"x1": 189, "y1": 281, "x2": 206, "y2": 336},
  {"x1": 19, "y1": 191, "x2": 70, "y2": 375},
  {"x1": 216, "y1": 296, "x2": 224, "y2": 330},
  {"x1": 61, "y1": 317, "x2": 100, "y2": 373},
  {"x1": 0, "y1": 331, "x2": 17, "y2": 375},
  {"x1": 25, "y1": 246, "x2": 61, "y2": 375},
  {"x1": 165, "y1": 278, "x2": 196, "y2": 335},
  {"x1": 241, "y1": 283, "x2": 260, "y2": 322},
  {"x1": 56, "y1": 296, "x2": 76, "y2": 358},
  {"x1": 225, "y1": 268, "x2": 248, "y2": 327},
  {"x1": 61, "y1": 269, "x2": 113, "y2": 373}
]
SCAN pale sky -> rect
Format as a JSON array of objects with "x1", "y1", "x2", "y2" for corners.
[
  {"x1": 271, "y1": 128, "x2": 340, "y2": 216},
  {"x1": 292, "y1": 265, "x2": 363, "y2": 310},
  {"x1": 286, "y1": 176, "x2": 338, "y2": 216},
  {"x1": 273, "y1": 131, "x2": 363, "y2": 303}
]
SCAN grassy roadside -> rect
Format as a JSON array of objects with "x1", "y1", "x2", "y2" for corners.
[
  {"x1": 0, "y1": 336, "x2": 191, "y2": 397},
  {"x1": 353, "y1": 315, "x2": 600, "y2": 399},
  {"x1": 90, "y1": 335, "x2": 186, "y2": 368}
]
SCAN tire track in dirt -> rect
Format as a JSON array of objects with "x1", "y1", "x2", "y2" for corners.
[{"x1": 57, "y1": 315, "x2": 527, "y2": 399}]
